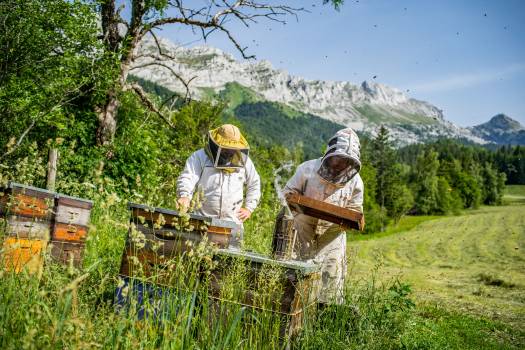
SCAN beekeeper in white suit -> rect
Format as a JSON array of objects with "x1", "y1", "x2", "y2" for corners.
[
  {"x1": 176, "y1": 124, "x2": 261, "y2": 243},
  {"x1": 283, "y1": 128, "x2": 364, "y2": 305}
]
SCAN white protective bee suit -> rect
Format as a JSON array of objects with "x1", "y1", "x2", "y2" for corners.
[
  {"x1": 176, "y1": 148, "x2": 261, "y2": 226},
  {"x1": 283, "y1": 128, "x2": 364, "y2": 304}
]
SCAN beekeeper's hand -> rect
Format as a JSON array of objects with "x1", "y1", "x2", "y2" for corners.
[
  {"x1": 237, "y1": 207, "x2": 252, "y2": 222},
  {"x1": 177, "y1": 197, "x2": 191, "y2": 213}
]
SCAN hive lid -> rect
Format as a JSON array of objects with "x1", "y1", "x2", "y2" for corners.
[
  {"x1": 56, "y1": 193, "x2": 94, "y2": 207},
  {"x1": 216, "y1": 248, "x2": 320, "y2": 275},
  {"x1": 5, "y1": 181, "x2": 56, "y2": 197},
  {"x1": 128, "y1": 202, "x2": 238, "y2": 229},
  {"x1": 5, "y1": 182, "x2": 94, "y2": 207}
]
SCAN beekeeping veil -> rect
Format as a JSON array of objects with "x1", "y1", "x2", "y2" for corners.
[
  {"x1": 318, "y1": 128, "x2": 361, "y2": 186},
  {"x1": 206, "y1": 124, "x2": 249, "y2": 170}
]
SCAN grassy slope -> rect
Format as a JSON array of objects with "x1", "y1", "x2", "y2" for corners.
[
  {"x1": 348, "y1": 186, "x2": 525, "y2": 348},
  {"x1": 219, "y1": 82, "x2": 344, "y2": 159},
  {"x1": 354, "y1": 105, "x2": 439, "y2": 125}
]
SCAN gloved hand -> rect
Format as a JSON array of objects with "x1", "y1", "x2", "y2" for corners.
[
  {"x1": 177, "y1": 197, "x2": 191, "y2": 212},
  {"x1": 237, "y1": 207, "x2": 252, "y2": 222}
]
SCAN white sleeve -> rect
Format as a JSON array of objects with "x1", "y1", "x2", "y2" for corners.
[
  {"x1": 244, "y1": 157, "x2": 261, "y2": 212},
  {"x1": 176, "y1": 151, "x2": 204, "y2": 199},
  {"x1": 347, "y1": 175, "x2": 364, "y2": 212},
  {"x1": 283, "y1": 162, "x2": 307, "y2": 196}
]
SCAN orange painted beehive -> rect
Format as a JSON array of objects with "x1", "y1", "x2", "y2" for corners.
[
  {"x1": 49, "y1": 194, "x2": 93, "y2": 267},
  {"x1": 0, "y1": 182, "x2": 93, "y2": 270},
  {"x1": 1, "y1": 236, "x2": 47, "y2": 276}
]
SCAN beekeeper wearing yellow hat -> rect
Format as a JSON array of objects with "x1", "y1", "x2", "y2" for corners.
[
  {"x1": 176, "y1": 124, "x2": 261, "y2": 243},
  {"x1": 283, "y1": 128, "x2": 364, "y2": 305}
]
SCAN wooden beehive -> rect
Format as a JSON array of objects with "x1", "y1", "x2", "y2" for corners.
[
  {"x1": 49, "y1": 194, "x2": 92, "y2": 268},
  {"x1": 209, "y1": 249, "x2": 320, "y2": 337},
  {"x1": 49, "y1": 241, "x2": 84, "y2": 267},
  {"x1": 117, "y1": 203, "x2": 320, "y2": 338},
  {"x1": 286, "y1": 193, "x2": 365, "y2": 231},
  {"x1": 0, "y1": 183, "x2": 54, "y2": 275},
  {"x1": 119, "y1": 203, "x2": 239, "y2": 280},
  {"x1": 0, "y1": 182, "x2": 93, "y2": 270},
  {"x1": 52, "y1": 195, "x2": 92, "y2": 242},
  {"x1": 116, "y1": 248, "x2": 320, "y2": 339},
  {"x1": 0, "y1": 182, "x2": 54, "y2": 220},
  {"x1": 1, "y1": 237, "x2": 47, "y2": 277}
]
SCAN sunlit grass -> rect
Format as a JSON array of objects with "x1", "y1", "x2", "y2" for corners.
[
  {"x1": 350, "y1": 203, "x2": 525, "y2": 329},
  {"x1": 348, "y1": 214, "x2": 441, "y2": 242}
]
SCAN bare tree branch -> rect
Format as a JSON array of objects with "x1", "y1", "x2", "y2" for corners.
[
  {"x1": 127, "y1": 83, "x2": 176, "y2": 129},
  {"x1": 130, "y1": 57, "x2": 196, "y2": 99},
  {"x1": 0, "y1": 120, "x2": 35, "y2": 160},
  {"x1": 148, "y1": 30, "x2": 179, "y2": 60},
  {"x1": 96, "y1": 0, "x2": 307, "y2": 144}
]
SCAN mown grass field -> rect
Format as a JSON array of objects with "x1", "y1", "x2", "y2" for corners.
[{"x1": 348, "y1": 186, "x2": 525, "y2": 348}]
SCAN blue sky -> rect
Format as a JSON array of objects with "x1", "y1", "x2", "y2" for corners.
[{"x1": 155, "y1": 0, "x2": 525, "y2": 126}]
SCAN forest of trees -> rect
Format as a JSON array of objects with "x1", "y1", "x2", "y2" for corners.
[{"x1": 360, "y1": 128, "x2": 511, "y2": 232}]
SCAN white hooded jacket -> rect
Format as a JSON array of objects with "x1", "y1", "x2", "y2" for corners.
[
  {"x1": 283, "y1": 128, "x2": 364, "y2": 304},
  {"x1": 177, "y1": 149, "x2": 261, "y2": 225}
]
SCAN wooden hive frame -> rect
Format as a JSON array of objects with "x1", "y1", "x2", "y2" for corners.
[{"x1": 286, "y1": 193, "x2": 365, "y2": 231}]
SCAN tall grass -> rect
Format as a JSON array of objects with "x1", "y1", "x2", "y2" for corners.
[{"x1": 0, "y1": 189, "x2": 416, "y2": 349}]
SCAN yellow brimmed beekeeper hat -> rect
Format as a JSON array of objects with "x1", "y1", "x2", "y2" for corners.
[
  {"x1": 206, "y1": 124, "x2": 250, "y2": 169},
  {"x1": 208, "y1": 124, "x2": 249, "y2": 149}
]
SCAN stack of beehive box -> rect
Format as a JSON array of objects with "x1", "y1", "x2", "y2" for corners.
[
  {"x1": 50, "y1": 194, "x2": 93, "y2": 266},
  {"x1": 116, "y1": 202, "x2": 320, "y2": 338},
  {"x1": 0, "y1": 182, "x2": 93, "y2": 274},
  {"x1": 0, "y1": 183, "x2": 54, "y2": 276}
]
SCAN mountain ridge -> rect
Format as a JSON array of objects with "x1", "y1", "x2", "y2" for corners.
[{"x1": 131, "y1": 35, "x2": 521, "y2": 145}]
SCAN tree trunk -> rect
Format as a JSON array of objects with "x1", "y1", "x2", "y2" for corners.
[
  {"x1": 96, "y1": 91, "x2": 119, "y2": 146},
  {"x1": 96, "y1": 50, "x2": 136, "y2": 146},
  {"x1": 96, "y1": 0, "x2": 145, "y2": 146}
]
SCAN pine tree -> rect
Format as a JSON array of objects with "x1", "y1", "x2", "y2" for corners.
[
  {"x1": 411, "y1": 150, "x2": 440, "y2": 214},
  {"x1": 371, "y1": 126, "x2": 413, "y2": 228}
]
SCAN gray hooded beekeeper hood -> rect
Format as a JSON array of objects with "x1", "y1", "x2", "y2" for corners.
[{"x1": 317, "y1": 128, "x2": 361, "y2": 186}]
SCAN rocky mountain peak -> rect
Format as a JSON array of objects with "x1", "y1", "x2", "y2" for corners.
[
  {"x1": 468, "y1": 114, "x2": 524, "y2": 145},
  {"x1": 360, "y1": 80, "x2": 409, "y2": 106},
  {"x1": 485, "y1": 114, "x2": 524, "y2": 131}
]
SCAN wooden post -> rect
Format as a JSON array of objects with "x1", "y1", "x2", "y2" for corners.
[{"x1": 46, "y1": 148, "x2": 58, "y2": 191}]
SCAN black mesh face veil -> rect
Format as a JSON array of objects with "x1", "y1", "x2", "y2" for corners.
[
  {"x1": 317, "y1": 130, "x2": 361, "y2": 185},
  {"x1": 207, "y1": 137, "x2": 249, "y2": 169}
]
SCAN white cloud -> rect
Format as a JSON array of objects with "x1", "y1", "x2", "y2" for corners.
[{"x1": 408, "y1": 63, "x2": 525, "y2": 93}]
